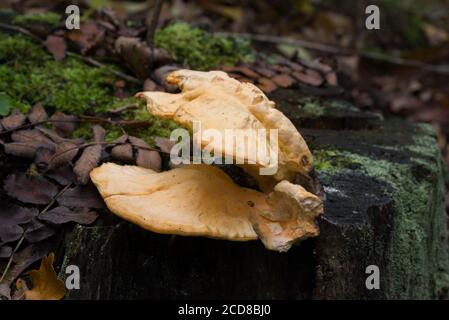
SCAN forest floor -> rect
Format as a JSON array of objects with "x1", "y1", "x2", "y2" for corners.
[{"x1": 0, "y1": 0, "x2": 448, "y2": 300}]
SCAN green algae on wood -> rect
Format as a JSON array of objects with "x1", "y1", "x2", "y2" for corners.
[{"x1": 312, "y1": 123, "x2": 449, "y2": 299}]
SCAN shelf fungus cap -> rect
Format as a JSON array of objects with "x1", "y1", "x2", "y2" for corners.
[
  {"x1": 136, "y1": 69, "x2": 313, "y2": 188},
  {"x1": 90, "y1": 163, "x2": 323, "y2": 251}
]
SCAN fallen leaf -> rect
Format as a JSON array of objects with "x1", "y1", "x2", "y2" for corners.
[
  {"x1": 2, "y1": 142, "x2": 41, "y2": 158},
  {"x1": 257, "y1": 77, "x2": 278, "y2": 93},
  {"x1": 57, "y1": 184, "x2": 105, "y2": 209},
  {"x1": 50, "y1": 112, "x2": 78, "y2": 136},
  {"x1": 45, "y1": 35, "x2": 67, "y2": 61},
  {"x1": 73, "y1": 145, "x2": 102, "y2": 184},
  {"x1": 0, "y1": 224, "x2": 23, "y2": 243},
  {"x1": 111, "y1": 143, "x2": 134, "y2": 163},
  {"x1": 46, "y1": 166, "x2": 76, "y2": 186},
  {"x1": 154, "y1": 137, "x2": 175, "y2": 154},
  {"x1": 0, "y1": 205, "x2": 38, "y2": 225},
  {"x1": 39, "y1": 206, "x2": 98, "y2": 225},
  {"x1": 11, "y1": 129, "x2": 55, "y2": 150},
  {"x1": 3, "y1": 174, "x2": 58, "y2": 205},
  {"x1": 34, "y1": 147, "x2": 55, "y2": 172},
  {"x1": 143, "y1": 78, "x2": 158, "y2": 91},
  {"x1": 128, "y1": 136, "x2": 151, "y2": 149},
  {"x1": 0, "y1": 284, "x2": 11, "y2": 300},
  {"x1": 0, "y1": 245, "x2": 12, "y2": 258},
  {"x1": 1, "y1": 109, "x2": 26, "y2": 131},
  {"x1": 28, "y1": 103, "x2": 48, "y2": 124},
  {"x1": 67, "y1": 21, "x2": 104, "y2": 54},
  {"x1": 112, "y1": 134, "x2": 129, "y2": 144},
  {"x1": 49, "y1": 141, "x2": 79, "y2": 170},
  {"x1": 92, "y1": 125, "x2": 106, "y2": 143},
  {"x1": 24, "y1": 219, "x2": 56, "y2": 243},
  {"x1": 22, "y1": 253, "x2": 66, "y2": 300},
  {"x1": 221, "y1": 66, "x2": 259, "y2": 79},
  {"x1": 152, "y1": 65, "x2": 180, "y2": 92},
  {"x1": 136, "y1": 149, "x2": 161, "y2": 172},
  {"x1": 422, "y1": 23, "x2": 449, "y2": 46},
  {"x1": 272, "y1": 74, "x2": 295, "y2": 88},
  {"x1": 293, "y1": 69, "x2": 324, "y2": 86},
  {"x1": 1, "y1": 242, "x2": 52, "y2": 287}
]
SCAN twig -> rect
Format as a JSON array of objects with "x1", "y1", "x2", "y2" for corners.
[
  {"x1": 146, "y1": 0, "x2": 164, "y2": 66},
  {"x1": 0, "y1": 23, "x2": 141, "y2": 84},
  {"x1": 216, "y1": 31, "x2": 449, "y2": 75},
  {"x1": 0, "y1": 117, "x2": 151, "y2": 136},
  {"x1": 66, "y1": 52, "x2": 141, "y2": 84},
  {"x1": 0, "y1": 183, "x2": 73, "y2": 284}
]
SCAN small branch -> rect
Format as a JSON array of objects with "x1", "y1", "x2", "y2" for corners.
[{"x1": 146, "y1": 0, "x2": 164, "y2": 66}]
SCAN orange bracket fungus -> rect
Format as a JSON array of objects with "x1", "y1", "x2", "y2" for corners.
[{"x1": 90, "y1": 69, "x2": 323, "y2": 252}]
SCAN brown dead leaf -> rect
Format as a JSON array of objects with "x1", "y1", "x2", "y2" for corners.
[
  {"x1": 45, "y1": 35, "x2": 67, "y2": 61},
  {"x1": 67, "y1": 21, "x2": 105, "y2": 54},
  {"x1": 293, "y1": 69, "x2": 324, "y2": 86},
  {"x1": 57, "y1": 184, "x2": 105, "y2": 209},
  {"x1": 49, "y1": 141, "x2": 79, "y2": 170},
  {"x1": 0, "y1": 283, "x2": 11, "y2": 300},
  {"x1": 111, "y1": 143, "x2": 134, "y2": 163},
  {"x1": 11, "y1": 129, "x2": 55, "y2": 150},
  {"x1": 50, "y1": 112, "x2": 78, "y2": 136},
  {"x1": 153, "y1": 65, "x2": 180, "y2": 92},
  {"x1": 0, "y1": 224, "x2": 23, "y2": 243},
  {"x1": 24, "y1": 219, "x2": 56, "y2": 243},
  {"x1": 46, "y1": 166, "x2": 76, "y2": 186},
  {"x1": 35, "y1": 147, "x2": 55, "y2": 172},
  {"x1": 39, "y1": 206, "x2": 98, "y2": 225},
  {"x1": 22, "y1": 253, "x2": 66, "y2": 300},
  {"x1": 0, "y1": 246, "x2": 12, "y2": 258},
  {"x1": 221, "y1": 66, "x2": 259, "y2": 79},
  {"x1": 74, "y1": 145, "x2": 102, "y2": 184},
  {"x1": 257, "y1": 78, "x2": 278, "y2": 93},
  {"x1": 28, "y1": 103, "x2": 48, "y2": 124},
  {"x1": 3, "y1": 174, "x2": 58, "y2": 205},
  {"x1": 92, "y1": 125, "x2": 106, "y2": 143},
  {"x1": 1, "y1": 242, "x2": 52, "y2": 287},
  {"x1": 2, "y1": 142, "x2": 41, "y2": 158},
  {"x1": 154, "y1": 137, "x2": 175, "y2": 154},
  {"x1": 136, "y1": 149, "x2": 161, "y2": 172},
  {"x1": 272, "y1": 74, "x2": 295, "y2": 88},
  {"x1": 0, "y1": 205, "x2": 38, "y2": 225},
  {"x1": 143, "y1": 78, "x2": 158, "y2": 91},
  {"x1": 1, "y1": 109, "x2": 26, "y2": 131}
]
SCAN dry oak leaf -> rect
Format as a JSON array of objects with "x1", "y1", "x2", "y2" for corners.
[
  {"x1": 28, "y1": 103, "x2": 48, "y2": 124},
  {"x1": 21, "y1": 253, "x2": 66, "y2": 300},
  {"x1": 45, "y1": 35, "x2": 67, "y2": 61},
  {"x1": 91, "y1": 163, "x2": 323, "y2": 252}
]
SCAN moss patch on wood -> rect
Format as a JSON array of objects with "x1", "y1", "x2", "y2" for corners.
[{"x1": 154, "y1": 22, "x2": 255, "y2": 70}]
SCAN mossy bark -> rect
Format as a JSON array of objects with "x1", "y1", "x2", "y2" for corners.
[{"x1": 57, "y1": 90, "x2": 449, "y2": 300}]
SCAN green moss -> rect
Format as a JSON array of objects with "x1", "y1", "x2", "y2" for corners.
[
  {"x1": 313, "y1": 149, "x2": 361, "y2": 173},
  {"x1": 155, "y1": 22, "x2": 255, "y2": 70},
  {"x1": 315, "y1": 125, "x2": 449, "y2": 298},
  {"x1": 0, "y1": 34, "x2": 123, "y2": 114},
  {"x1": 299, "y1": 99, "x2": 325, "y2": 117},
  {"x1": 13, "y1": 12, "x2": 60, "y2": 29}
]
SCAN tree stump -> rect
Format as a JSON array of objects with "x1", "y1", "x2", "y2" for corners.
[{"x1": 57, "y1": 89, "x2": 449, "y2": 299}]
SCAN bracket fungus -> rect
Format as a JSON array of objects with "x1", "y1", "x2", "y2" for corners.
[
  {"x1": 91, "y1": 163, "x2": 322, "y2": 252},
  {"x1": 136, "y1": 69, "x2": 313, "y2": 191},
  {"x1": 90, "y1": 69, "x2": 323, "y2": 252}
]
